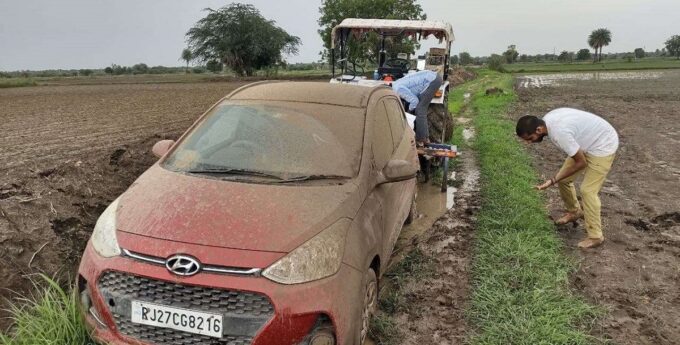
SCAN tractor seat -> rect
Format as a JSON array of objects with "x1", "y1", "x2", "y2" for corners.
[{"x1": 378, "y1": 67, "x2": 405, "y2": 80}]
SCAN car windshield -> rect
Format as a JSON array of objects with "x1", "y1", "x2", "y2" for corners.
[{"x1": 163, "y1": 101, "x2": 365, "y2": 180}]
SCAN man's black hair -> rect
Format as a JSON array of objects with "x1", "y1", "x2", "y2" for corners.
[{"x1": 516, "y1": 115, "x2": 545, "y2": 136}]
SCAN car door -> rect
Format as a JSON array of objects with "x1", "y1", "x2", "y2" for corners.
[
  {"x1": 381, "y1": 97, "x2": 417, "y2": 251},
  {"x1": 369, "y1": 99, "x2": 403, "y2": 262}
]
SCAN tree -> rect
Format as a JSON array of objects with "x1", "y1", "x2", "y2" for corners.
[
  {"x1": 665, "y1": 35, "x2": 680, "y2": 59},
  {"x1": 317, "y1": 0, "x2": 426, "y2": 63},
  {"x1": 588, "y1": 28, "x2": 612, "y2": 62},
  {"x1": 633, "y1": 48, "x2": 645, "y2": 59},
  {"x1": 450, "y1": 55, "x2": 459, "y2": 65},
  {"x1": 576, "y1": 48, "x2": 591, "y2": 61},
  {"x1": 459, "y1": 52, "x2": 473, "y2": 65},
  {"x1": 206, "y1": 60, "x2": 222, "y2": 73},
  {"x1": 180, "y1": 48, "x2": 193, "y2": 73},
  {"x1": 104, "y1": 67, "x2": 113, "y2": 75},
  {"x1": 558, "y1": 51, "x2": 574, "y2": 63},
  {"x1": 186, "y1": 4, "x2": 301, "y2": 76},
  {"x1": 503, "y1": 45, "x2": 519, "y2": 64},
  {"x1": 131, "y1": 63, "x2": 148, "y2": 75},
  {"x1": 488, "y1": 54, "x2": 505, "y2": 72}
]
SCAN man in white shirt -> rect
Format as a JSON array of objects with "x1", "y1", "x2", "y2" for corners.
[{"x1": 516, "y1": 108, "x2": 619, "y2": 248}]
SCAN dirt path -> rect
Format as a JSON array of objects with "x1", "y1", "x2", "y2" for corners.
[
  {"x1": 372, "y1": 111, "x2": 478, "y2": 344},
  {"x1": 0, "y1": 82, "x2": 245, "y2": 330},
  {"x1": 513, "y1": 70, "x2": 680, "y2": 344}
]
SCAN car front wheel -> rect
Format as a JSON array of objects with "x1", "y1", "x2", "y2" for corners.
[{"x1": 360, "y1": 268, "x2": 378, "y2": 344}]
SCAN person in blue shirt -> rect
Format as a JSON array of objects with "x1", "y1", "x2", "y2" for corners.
[{"x1": 391, "y1": 70, "x2": 443, "y2": 144}]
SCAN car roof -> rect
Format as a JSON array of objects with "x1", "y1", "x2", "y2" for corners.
[{"x1": 226, "y1": 81, "x2": 394, "y2": 108}]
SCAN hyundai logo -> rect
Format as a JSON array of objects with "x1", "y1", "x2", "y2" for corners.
[{"x1": 165, "y1": 255, "x2": 201, "y2": 276}]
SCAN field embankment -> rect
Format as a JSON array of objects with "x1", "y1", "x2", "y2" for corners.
[{"x1": 467, "y1": 71, "x2": 597, "y2": 344}]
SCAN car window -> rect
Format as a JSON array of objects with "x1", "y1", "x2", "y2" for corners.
[
  {"x1": 163, "y1": 101, "x2": 365, "y2": 178},
  {"x1": 372, "y1": 102, "x2": 394, "y2": 170},
  {"x1": 383, "y1": 98, "x2": 406, "y2": 149}
]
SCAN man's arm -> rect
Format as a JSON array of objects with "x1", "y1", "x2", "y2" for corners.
[
  {"x1": 536, "y1": 150, "x2": 587, "y2": 190},
  {"x1": 397, "y1": 88, "x2": 420, "y2": 111}
]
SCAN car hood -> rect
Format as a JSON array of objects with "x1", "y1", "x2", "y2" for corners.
[{"x1": 116, "y1": 165, "x2": 362, "y2": 253}]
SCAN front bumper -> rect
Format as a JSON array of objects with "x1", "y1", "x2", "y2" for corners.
[{"x1": 77, "y1": 242, "x2": 364, "y2": 345}]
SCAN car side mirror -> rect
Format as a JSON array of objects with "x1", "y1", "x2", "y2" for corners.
[
  {"x1": 377, "y1": 159, "x2": 418, "y2": 185},
  {"x1": 152, "y1": 140, "x2": 175, "y2": 158}
]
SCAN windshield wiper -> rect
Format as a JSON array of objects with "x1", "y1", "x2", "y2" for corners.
[
  {"x1": 274, "y1": 174, "x2": 350, "y2": 183},
  {"x1": 186, "y1": 168, "x2": 285, "y2": 180}
]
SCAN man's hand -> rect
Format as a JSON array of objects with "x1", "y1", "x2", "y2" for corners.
[{"x1": 535, "y1": 178, "x2": 555, "y2": 190}]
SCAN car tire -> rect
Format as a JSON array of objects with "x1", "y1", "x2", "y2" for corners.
[
  {"x1": 405, "y1": 194, "x2": 417, "y2": 225},
  {"x1": 360, "y1": 268, "x2": 378, "y2": 344}
]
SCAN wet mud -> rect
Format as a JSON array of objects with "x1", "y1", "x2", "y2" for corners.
[
  {"x1": 376, "y1": 115, "x2": 479, "y2": 344},
  {"x1": 512, "y1": 69, "x2": 680, "y2": 345}
]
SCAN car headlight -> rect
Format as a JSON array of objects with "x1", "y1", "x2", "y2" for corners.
[
  {"x1": 262, "y1": 219, "x2": 350, "y2": 284},
  {"x1": 91, "y1": 198, "x2": 121, "y2": 258}
]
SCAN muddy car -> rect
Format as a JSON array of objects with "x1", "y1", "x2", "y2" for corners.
[{"x1": 76, "y1": 82, "x2": 419, "y2": 345}]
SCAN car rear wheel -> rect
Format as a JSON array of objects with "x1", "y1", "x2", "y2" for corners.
[{"x1": 360, "y1": 268, "x2": 378, "y2": 344}]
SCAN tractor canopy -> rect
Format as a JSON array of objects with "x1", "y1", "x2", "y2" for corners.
[{"x1": 331, "y1": 18, "x2": 455, "y2": 50}]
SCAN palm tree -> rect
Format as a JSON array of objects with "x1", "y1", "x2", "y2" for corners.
[
  {"x1": 588, "y1": 28, "x2": 612, "y2": 62},
  {"x1": 180, "y1": 48, "x2": 193, "y2": 73}
]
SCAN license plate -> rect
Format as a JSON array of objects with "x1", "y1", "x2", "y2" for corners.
[{"x1": 131, "y1": 300, "x2": 223, "y2": 338}]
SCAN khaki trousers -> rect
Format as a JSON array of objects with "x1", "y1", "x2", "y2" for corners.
[{"x1": 557, "y1": 153, "x2": 616, "y2": 239}]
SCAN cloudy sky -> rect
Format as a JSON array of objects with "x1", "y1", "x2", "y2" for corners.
[{"x1": 0, "y1": 0, "x2": 677, "y2": 71}]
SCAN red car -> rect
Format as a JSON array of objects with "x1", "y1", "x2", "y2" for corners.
[{"x1": 77, "y1": 82, "x2": 419, "y2": 345}]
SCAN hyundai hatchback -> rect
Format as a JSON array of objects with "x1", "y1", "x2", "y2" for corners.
[{"x1": 77, "y1": 81, "x2": 418, "y2": 345}]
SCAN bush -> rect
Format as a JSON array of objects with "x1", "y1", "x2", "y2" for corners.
[
  {"x1": 206, "y1": 60, "x2": 222, "y2": 73},
  {"x1": 487, "y1": 54, "x2": 506, "y2": 72},
  {"x1": 192, "y1": 66, "x2": 206, "y2": 74}
]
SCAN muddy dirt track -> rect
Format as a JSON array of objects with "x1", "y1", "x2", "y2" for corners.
[
  {"x1": 0, "y1": 82, "x2": 246, "y2": 329},
  {"x1": 514, "y1": 70, "x2": 680, "y2": 345}
]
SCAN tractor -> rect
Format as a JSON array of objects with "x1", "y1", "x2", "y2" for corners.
[{"x1": 329, "y1": 18, "x2": 455, "y2": 143}]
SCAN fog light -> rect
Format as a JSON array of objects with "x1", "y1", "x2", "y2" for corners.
[{"x1": 80, "y1": 289, "x2": 92, "y2": 311}]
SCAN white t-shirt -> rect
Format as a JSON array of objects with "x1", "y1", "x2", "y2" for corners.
[{"x1": 543, "y1": 108, "x2": 619, "y2": 157}]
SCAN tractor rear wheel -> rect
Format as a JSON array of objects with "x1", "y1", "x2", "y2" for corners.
[{"x1": 427, "y1": 93, "x2": 453, "y2": 143}]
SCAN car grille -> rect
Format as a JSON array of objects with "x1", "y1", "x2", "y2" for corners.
[{"x1": 98, "y1": 271, "x2": 274, "y2": 345}]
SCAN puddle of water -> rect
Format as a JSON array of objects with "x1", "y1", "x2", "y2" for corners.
[
  {"x1": 395, "y1": 183, "x2": 456, "y2": 251},
  {"x1": 462, "y1": 128, "x2": 475, "y2": 142},
  {"x1": 518, "y1": 70, "x2": 663, "y2": 88}
]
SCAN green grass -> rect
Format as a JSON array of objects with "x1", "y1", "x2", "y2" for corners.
[
  {"x1": 465, "y1": 70, "x2": 599, "y2": 345},
  {"x1": 505, "y1": 57, "x2": 680, "y2": 73},
  {"x1": 0, "y1": 78, "x2": 37, "y2": 88},
  {"x1": 0, "y1": 275, "x2": 93, "y2": 345}
]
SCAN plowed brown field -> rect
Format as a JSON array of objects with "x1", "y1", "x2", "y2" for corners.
[{"x1": 0, "y1": 82, "x2": 246, "y2": 329}]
